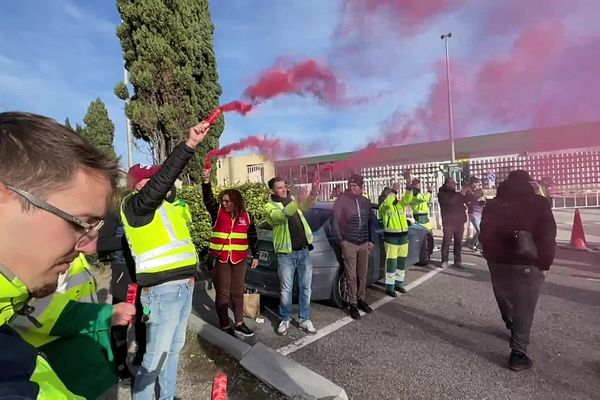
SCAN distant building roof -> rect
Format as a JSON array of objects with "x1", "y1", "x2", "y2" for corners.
[{"x1": 275, "y1": 121, "x2": 600, "y2": 168}]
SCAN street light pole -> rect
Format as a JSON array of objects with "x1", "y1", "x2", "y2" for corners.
[
  {"x1": 124, "y1": 67, "x2": 134, "y2": 168},
  {"x1": 441, "y1": 32, "x2": 456, "y2": 163}
]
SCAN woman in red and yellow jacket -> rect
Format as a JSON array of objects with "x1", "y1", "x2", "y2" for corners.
[{"x1": 201, "y1": 169, "x2": 259, "y2": 337}]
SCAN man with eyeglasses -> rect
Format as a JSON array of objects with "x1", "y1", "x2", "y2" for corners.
[
  {"x1": 121, "y1": 122, "x2": 210, "y2": 400},
  {"x1": 9, "y1": 251, "x2": 125, "y2": 399},
  {"x1": 1, "y1": 113, "x2": 211, "y2": 399},
  {"x1": 0, "y1": 112, "x2": 131, "y2": 399}
]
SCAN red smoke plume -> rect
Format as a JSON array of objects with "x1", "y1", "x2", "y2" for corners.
[
  {"x1": 220, "y1": 100, "x2": 253, "y2": 114},
  {"x1": 205, "y1": 136, "x2": 302, "y2": 170},
  {"x1": 243, "y1": 59, "x2": 367, "y2": 107},
  {"x1": 336, "y1": 0, "x2": 467, "y2": 38},
  {"x1": 380, "y1": 22, "x2": 600, "y2": 148},
  {"x1": 205, "y1": 100, "x2": 254, "y2": 125}
]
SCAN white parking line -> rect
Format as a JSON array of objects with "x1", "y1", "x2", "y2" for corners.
[
  {"x1": 277, "y1": 266, "x2": 445, "y2": 356},
  {"x1": 462, "y1": 262, "x2": 478, "y2": 267}
]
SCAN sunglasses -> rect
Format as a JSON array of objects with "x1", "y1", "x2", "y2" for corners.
[{"x1": 6, "y1": 185, "x2": 104, "y2": 248}]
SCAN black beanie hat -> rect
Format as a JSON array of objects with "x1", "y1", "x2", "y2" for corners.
[{"x1": 348, "y1": 174, "x2": 364, "y2": 188}]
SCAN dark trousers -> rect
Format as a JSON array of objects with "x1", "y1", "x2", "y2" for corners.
[
  {"x1": 341, "y1": 240, "x2": 369, "y2": 305},
  {"x1": 441, "y1": 220, "x2": 464, "y2": 263},
  {"x1": 211, "y1": 260, "x2": 247, "y2": 328},
  {"x1": 488, "y1": 262, "x2": 545, "y2": 354},
  {"x1": 110, "y1": 262, "x2": 146, "y2": 375}
]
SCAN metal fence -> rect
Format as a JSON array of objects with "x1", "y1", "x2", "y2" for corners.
[
  {"x1": 296, "y1": 180, "x2": 600, "y2": 212},
  {"x1": 551, "y1": 191, "x2": 600, "y2": 209}
]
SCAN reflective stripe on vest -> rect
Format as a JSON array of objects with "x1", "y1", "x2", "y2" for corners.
[
  {"x1": 209, "y1": 208, "x2": 250, "y2": 264},
  {"x1": 11, "y1": 254, "x2": 97, "y2": 348},
  {"x1": 121, "y1": 194, "x2": 198, "y2": 275}
]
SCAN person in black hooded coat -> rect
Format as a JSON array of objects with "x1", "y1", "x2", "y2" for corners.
[{"x1": 480, "y1": 169, "x2": 556, "y2": 372}]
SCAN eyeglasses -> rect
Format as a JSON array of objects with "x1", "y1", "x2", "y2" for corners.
[{"x1": 6, "y1": 185, "x2": 104, "y2": 248}]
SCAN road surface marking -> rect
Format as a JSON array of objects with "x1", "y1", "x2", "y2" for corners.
[
  {"x1": 277, "y1": 266, "x2": 445, "y2": 356},
  {"x1": 586, "y1": 278, "x2": 600, "y2": 282}
]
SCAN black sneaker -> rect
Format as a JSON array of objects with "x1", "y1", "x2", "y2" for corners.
[
  {"x1": 222, "y1": 326, "x2": 235, "y2": 336},
  {"x1": 395, "y1": 286, "x2": 407, "y2": 294},
  {"x1": 357, "y1": 300, "x2": 373, "y2": 313},
  {"x1": 453, "y1": 262, "x2": 465, "y2": 269},
  {"x1": 349, "y1": 304, "x2": 361, "y2": 320},
  {"x1": 386, "y1": 289, "x2": 397, "y2": 298},
  {"x1": 234, "y1": 322, "x2": 255, "y2": 338},
  {"x1": 508, "y1": 351, "x2": 533, "y2": 371}
]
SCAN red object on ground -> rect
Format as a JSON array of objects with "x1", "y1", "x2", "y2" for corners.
[
  {"x1": 569, "y1": 208, "x2": 588, "y2": 250},
  {"x1": 206, "y1": 108, "x2": 222, "y2": 125},
  {"x1": 211, "y1": 373, "x2": 228, "y2": 400},
  {"x1": 126, "y1": 283, "x2": 139, "y2": 324}
]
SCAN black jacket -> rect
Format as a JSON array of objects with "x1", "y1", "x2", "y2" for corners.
[
  {"x1": 437, "y1": 185, "x2": 467, "y2": 224},
  {"x1": 121, "y1": 142, "x2": 197, "y2": 286},
  {"x1": 480, "y1": 179, "x2": 557, "y2": 270},
  {"x1": 97, "y1": 211, "x2": 135, "y2": 266},
  {"x1": 202, "y1": 182, "x2": 259, "y2": 259},
  {"x1": 0, "y1": 324, "x2": 42, "y2": 398},
  {"x1": 332, "y1": 191, "x2": 378, "y2": 245}
]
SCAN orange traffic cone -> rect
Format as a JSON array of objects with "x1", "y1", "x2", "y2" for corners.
[{"x1": 569, "y1": 209, "x2": 588, "y2": 250}]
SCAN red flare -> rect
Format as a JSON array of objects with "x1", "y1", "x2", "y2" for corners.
[
  {"x1": 211, "y1": 373, "x2": 228, "y2": 400},
  {"x1": 206, "y1": 108, "x2": 222, "y2": 125},
  {"x1": 126, "y1": 283, "x2": 139, "y2": 325}
]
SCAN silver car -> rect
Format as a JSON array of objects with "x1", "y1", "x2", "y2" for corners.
[{"x1": 246, "y1": 202, "x2": 432, "y2": 308}]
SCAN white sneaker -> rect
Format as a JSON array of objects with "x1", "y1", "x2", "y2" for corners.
[
  {"x1": 441, "y1": 261, "x2": 449, "y2": 269},
  {"x1": 299, "y1": 320, "x2": 317, "y2": 335},
  {"x1": 277, "y1": 320, "x2": 290, "y2": 336}
]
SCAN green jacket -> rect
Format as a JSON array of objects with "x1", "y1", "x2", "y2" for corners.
[
  {"x1": 380, "y1": 190, "x2": 413, "y2": 233},
  {"x1": 265, "y1": 196, "x2": 315, "y2": 254},
  {"x1": 411, "y1": 191, "x2": 432, "y2": 215},
  {"x1": 0, "y1": 267, "x2": 85, "y2": 399}
]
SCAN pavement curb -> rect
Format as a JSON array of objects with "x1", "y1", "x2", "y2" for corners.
[{"x1": 187, "y1": 313, "x2": 349, "y2": 400}]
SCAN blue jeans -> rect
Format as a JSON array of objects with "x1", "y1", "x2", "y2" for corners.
[
  {"x1": 469, "y1": 212, "x2": 482, "y2": 248},
  {"x1": 133, "y1": 279, "x2": 194, "y2": 400},
  {"x1": 277, "y1": 249, "x2": 313, "y2": 322}
]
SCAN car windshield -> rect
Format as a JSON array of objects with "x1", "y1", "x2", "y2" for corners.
[
  {"x1": 303, "y1": 208, "x2": 331, "y2": 232},
  {"x1": 256, "y1": 207, "x2": 331, "y2": 232}
]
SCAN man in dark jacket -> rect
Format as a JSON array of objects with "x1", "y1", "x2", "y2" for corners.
[
  {"x1": 121, "y1": 121, "x2": 210, "y2": 399},
  {"x1": 480, "y1": 169, "x2": 556, "y2": 372},
  {"x1": 437, "y1": 178, "x2": 467, "y2": 268},
  {"x1": 333, "y1": 174, "x2": 379, "y2": 320},
  {"x1": 97, "y1": 209, "x2": 146, "y2": 377}
]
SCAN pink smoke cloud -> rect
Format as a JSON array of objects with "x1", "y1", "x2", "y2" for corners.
[{"x1": 243, "y1": 58, "x2": 372, "y2": 107}]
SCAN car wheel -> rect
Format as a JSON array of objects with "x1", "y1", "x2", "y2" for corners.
[
  {"x1": 331, "y1": 270, "x2": 348, "y2": 309},
  {"x1": 416, "y1": 234, "x2": 432, "y2": 266}
]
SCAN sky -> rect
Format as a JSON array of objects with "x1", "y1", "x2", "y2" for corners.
[{"x1": 1, "y1": 0, "x2": 600, "y2": 167}]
